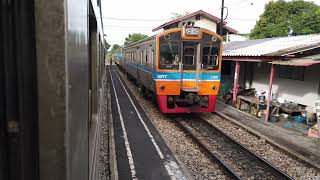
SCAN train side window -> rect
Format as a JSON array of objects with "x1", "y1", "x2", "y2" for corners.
[
  {"x1": 151, "y1": 50, "x2": 154, "y2": 68},
  {"x1": 140, "y1": 52, "x2": 143, "y2": 65},
  {"x1": 202, "y1": 46, "x2": 219, "y2": 70},
  {"x1": 133, "y1": 52, "x2": 135, "y2": 63}
]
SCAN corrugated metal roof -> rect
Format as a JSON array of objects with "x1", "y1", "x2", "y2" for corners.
[
  {"x1": 270, "y1": 54, "x2": 320, "y2": 66},
  {"x1": 223, "y1": 34, "x2": 320, "y2": 57}
]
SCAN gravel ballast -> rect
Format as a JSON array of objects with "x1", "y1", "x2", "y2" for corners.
[
  {"x1": 201, "y1": 113, "x2": 320, "y2": 179},
  {"x1": 97, "y1": 70, "x2": 111, "y2": 180}
]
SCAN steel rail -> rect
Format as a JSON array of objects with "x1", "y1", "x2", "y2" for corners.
[
  {"x1": 175, "y1": 114, "x2": 293, "y2": 180},
  {"x1": 208, "y1": 113, "x2": 293, "y2": 179},
  {"x1": 175, "y1": 119, "x2": 241, "y2": 180}
]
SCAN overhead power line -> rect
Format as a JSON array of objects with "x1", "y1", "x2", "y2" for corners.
[
  {"x1": 227, "y1": 0, "x2": 251, "y2": 8},
  {"x1": 104, "y1": 25, "x2": 153, "y2": 29},
  {"x1": 105, "y1": 28, "x2": 152, "y2": 31},
  {"x1": 228, "y1": 18, "x2": 256, "y2": 21},
  {"x1": 102, "y1": 17, "x2": 169, "y2": 21}
]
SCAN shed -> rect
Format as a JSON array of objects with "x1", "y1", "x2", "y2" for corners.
[{"x1": 222, "y1": 34, "x2": 320, "y2": 121}]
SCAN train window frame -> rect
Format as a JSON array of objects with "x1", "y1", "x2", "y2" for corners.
[
  {"x1": 182, "y1": 42, "x2": 198, "y2": 70},
  {"x1": 130, "y1": 52, "x2": 132, "y2": 62},
  {"x1": 159, "y1": 32, "x2": 181, "y2": 70},
  {"x1": 183, "y1": 46, "x2": 195, "y2": 67},
  {"x1": 140, "y1": 51, "x2": 143, "y2": 65},
  {"x1": 132, "y1": 52, "x2": 134, "y2": 63},
  {"x1": 133, "y1": 52, "x2": 135, "y2": 62},
  {"x1": 201, "y1": 44, "x2": 220, "y2": 70},
  {"x1": 145, "y1": 50, "x2": 148, "y2": 64},
  {"x1": 151, "y1": 50, "x2": 154, "y2": 68}
]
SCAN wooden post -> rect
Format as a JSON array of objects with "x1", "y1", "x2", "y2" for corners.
[
  {"x1": 265, "y1": 64, "x2": 276, "y2": 122},
  {"x1": 233, "y1": 61, "x2": 240, "y2": 106}
]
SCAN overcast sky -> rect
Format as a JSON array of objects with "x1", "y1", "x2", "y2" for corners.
[{"x1": 101, "y1": 0, "x2": 320, "y2": 46}]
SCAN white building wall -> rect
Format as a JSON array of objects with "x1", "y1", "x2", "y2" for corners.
[
  {"x1": 177, "y1": 17, "x2": 217, "y2": 33},
  {"x1": 250, "y1": 63, "x2": 320, "y2": 108},
  {"x1": 228, "y1": 34, "x2": 248, "y2": 42}
]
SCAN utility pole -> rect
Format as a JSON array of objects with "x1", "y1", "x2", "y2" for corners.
[{"x1": 220, "y1": 0, "x2": 225, "y2": 36}]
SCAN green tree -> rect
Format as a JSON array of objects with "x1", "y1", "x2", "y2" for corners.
[
  {"x1": 107, "y1": 44, "x2": 122, "y2": 59},
  {"x1": 124, "y1": 33, "x2": 148, "y2": 46},
  {"x1": 110, "y1": 44, "x2": 121, "y2": 53},
  {"x1": 250, "y1": 0, "x2": 320, "y2": 39}
]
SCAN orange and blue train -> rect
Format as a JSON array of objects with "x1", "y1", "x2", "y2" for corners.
[{"x1": 115, "y1": 26, "x2": 222, "y2": 113}]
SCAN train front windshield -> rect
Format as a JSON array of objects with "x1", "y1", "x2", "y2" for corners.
[
  {"x1": 158, "y1": 29, "x2": 221, "y2": 70},
  {"x1": 159, "y1": 32, "x2": 181, "y2": 70}
]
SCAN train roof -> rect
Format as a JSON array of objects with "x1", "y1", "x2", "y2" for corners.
[{"x1": 123, "y1": 35, "x2": 156, "y2": 49}]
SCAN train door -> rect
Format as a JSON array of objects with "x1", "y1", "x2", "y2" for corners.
[
  {"x1": 1, "y1": 0, "x2": 39, "y2": 179},
  {"x1": 181, "y1": 42, "x2": 200, "y2": 92},
  {"x1": 0, "y1": 25, "x2": 7, "y2": 180}
]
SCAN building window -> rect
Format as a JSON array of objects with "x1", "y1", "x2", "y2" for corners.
[{"x1": 277, "y1": 65, "x2": 305, "y2": 81}]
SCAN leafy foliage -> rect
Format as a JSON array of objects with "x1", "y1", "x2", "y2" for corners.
[
  {"x1": 124, "y1": 33, "x2": 149, "y2": 46},
  {"x1": 250, "y1": 0, "x2": 320, "y2": 39},
  {"x1": 107, "y1": 44, "x2": 122, "y2": 59}
]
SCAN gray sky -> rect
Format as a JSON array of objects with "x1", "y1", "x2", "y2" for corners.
[{"x1": 102, "y1": 0, "x2": 320, "y2": 46}]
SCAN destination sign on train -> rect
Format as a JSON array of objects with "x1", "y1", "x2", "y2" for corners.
[{"x1": 185, "y1": 27, "x2": 200, "y2": 35}]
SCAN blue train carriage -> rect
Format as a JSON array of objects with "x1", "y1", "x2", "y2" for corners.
[
  {"x1": 122, "y1": 26, "x2": 222, "y2": 113},
  {"x1": 112, "y1": 53, "x2": 123, "y2": 65}
]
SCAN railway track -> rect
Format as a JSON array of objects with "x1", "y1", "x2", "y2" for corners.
[{"x1": 175, "y1": 113, "x2": 293, "y2": 180}]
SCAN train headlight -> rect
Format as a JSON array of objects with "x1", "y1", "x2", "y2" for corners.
[
  {"x1": 212, "y1": 85, "x2": 216, "y2": 90},
  {"x1": 212, "y1": 37, "x2": 218, "y2": 42},
  {"x1": 160, "y1": 85, "x2": 166, "y2": 89}
]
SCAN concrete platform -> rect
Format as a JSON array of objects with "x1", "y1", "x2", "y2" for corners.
[
  {"x1": 216, "y1": 101, "x2": 320, "y2": 169},
  {"x1": 107, "y1": 66, "x2": 189, "y2": 180}
]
